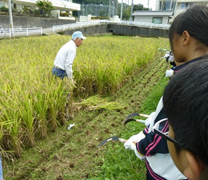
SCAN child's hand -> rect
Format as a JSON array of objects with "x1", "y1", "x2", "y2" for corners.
[
  {"x1": 124, "y1": 139, "x2": 145, "y2": 161},
  {"x1": 124, "y1": 140, "x2": 136, "y2": 150}
]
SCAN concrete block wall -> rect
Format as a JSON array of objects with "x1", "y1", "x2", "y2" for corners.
[
  {"x1": 63, "y1": 24, "x2": 108, "y2": 36},
  {"x1": 0, "y1": 15, "x2": 75, "y2": 28},
  {"x1": 63, "y1": 24, "x2": 169, "y2": 38},
  {"x1": 107, "y1": 24, "x2": 169, "y2": 38}
]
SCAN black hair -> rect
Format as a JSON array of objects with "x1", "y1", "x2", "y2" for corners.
[
  {"x1": 163, "y1": 59, "x2": 208, "y2": 166},
  {"x1": 169, "y1": 5, "x2": 208, "y2": 49}
]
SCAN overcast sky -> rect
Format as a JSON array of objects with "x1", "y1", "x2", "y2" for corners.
[{"x1": 118, "y1": 0, "x2": 156, "y2": 10}]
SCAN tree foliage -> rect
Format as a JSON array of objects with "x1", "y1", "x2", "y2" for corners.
[
  {"x1": 133, "y1": 4, "x2": 143, "y2": 11},
  {"x1": 72, "y1": 0, "x2": 134, "y2": 20},
  {"x1": 122, "y1": 6, "x2": 131, "y2": 20},
  {"x1": 73, "y1": 0, "x2": 118, "y2": 5},
  {"x1": 133, "y1": 4, "x2": 149, "y2": 11},
  {"x1": 35, "y1": 0, "x2": 53, "y2": 17}
]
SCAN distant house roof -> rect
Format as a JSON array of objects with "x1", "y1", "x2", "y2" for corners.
[{"x1": 132, "y1": 11, "x2": 174, "y2": 16}]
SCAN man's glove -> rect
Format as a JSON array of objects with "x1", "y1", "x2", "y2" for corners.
[{"x1": 69, "y1": 78, "x2": 76, "y2": 88}]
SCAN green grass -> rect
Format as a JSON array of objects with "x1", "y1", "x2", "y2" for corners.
[{"x1": 88, "y1": 77, "x2": 169, "y2": 180}]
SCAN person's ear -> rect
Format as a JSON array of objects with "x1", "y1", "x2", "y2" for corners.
[
  {"x1": 182, "y1": 31, "x2": 190, "y2": 45},
  {"x1": 183, "y1": 151, "x2": 204, "y2": 180}
]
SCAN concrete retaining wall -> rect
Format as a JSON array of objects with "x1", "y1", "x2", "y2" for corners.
[
  {"x1": 0, "y1": 15, "x2": 75, "y2": 28},
  {"x1": 63, "y1": 24, "x2": 169, "y2": 38},
  {"x1": 107, "y1": 24, "x2": 169, "y2": 38},
  {"x1": 63, "y1": 24, "x2": 108, "y2": 36}
]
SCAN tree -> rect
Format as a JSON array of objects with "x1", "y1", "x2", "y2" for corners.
[
  {"x1": 133, "y1": 4, "x2": 143, "y2": 11},
  {"x1": 133, "y1": 3, "x2": 149, "y2": 11},
  {"x1": 73, "y1": 0, "x2": 118, "y2": 5},
  {"x1": 122, "y1": 6, "x2": 131, "y2": 20},
  {"x1": 99, "y1": 9, "x2": 106, "y2": 17},
  {"x1": 35, "y1": 0, "x2": 53, "y2": 17}
]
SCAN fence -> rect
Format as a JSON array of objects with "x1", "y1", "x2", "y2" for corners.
[
  {"x1": 79, "y1": 4, "x2": 116, "y2": 17},
  {"x1": 0, "y1": 20, "x2": 171, "y2": 38},
  {"x1": 117, "y1": 21, "x2": 171, "y2": 29},
  {"x1": 52, "y1": 20, "x2": 171, "y2": 33},
  {"x1": 0, "y1": 27, "x2": 42, "y2": 38},
  {"x1": 52, "y1": 21, "x2": 100, "y2": 33}
]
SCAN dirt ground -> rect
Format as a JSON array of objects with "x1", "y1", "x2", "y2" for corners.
[{"x1": 3, "y1": 54, "x2": 167, "y2": 180}]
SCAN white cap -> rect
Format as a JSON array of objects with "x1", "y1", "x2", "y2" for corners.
[{"x1": 72, "y1": 31, "x2": 86, "y2": 40}]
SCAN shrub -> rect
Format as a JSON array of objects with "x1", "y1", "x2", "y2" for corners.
[{"x1": 0, "y1": 6, "x2": 8, "y2": 12}]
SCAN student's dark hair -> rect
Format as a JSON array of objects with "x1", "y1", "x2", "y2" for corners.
[
  {"x1": 169, "y1": 5, "x2": 208, "y2": 49},
  {"x1": 163, "y1": 59, "x2": 208, "y2": 166}
]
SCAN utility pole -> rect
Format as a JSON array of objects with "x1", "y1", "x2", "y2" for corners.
[
  {"x1": 148, "y1": 0, "x2": 150, "y2": 9},
  {"x1": 108, "y1": 0, "x2": 111, "y2": 18},
  {"x1": 170, "y1": 0, "x2": 173, "y2": 10},
  {"x1": 8, "y1": 0, "x2": 14, "y2": 37},
  {"x1": 116, "y1": 0, "x2": 118, "y2": 15},
  {"x1": 120, "y1": 0, "x2": 123, "y2": 20},
  {"x1": 130, "y1": 0, "x2": 133, "y2": 21},
  {"x1": 112, "y1": 0, "x2": 114, "y2": 16}
]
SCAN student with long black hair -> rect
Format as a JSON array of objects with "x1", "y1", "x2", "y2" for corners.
[
  {"x1": 124, "y1": 5, "x2": 208, "y2": 180},
  {"x1": 163, "y1": 59, "x2": 208, "y2": 180}
]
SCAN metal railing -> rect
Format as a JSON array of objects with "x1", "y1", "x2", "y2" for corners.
[
  {"x1": 0, "y1": 27, "x2": 42, "y2": 38},
  {"x1": 0, "y1": 20, "x2": 170, "y2": 39},
  {"x1": 52, "y1": 21, "x2": 100, "y2": 33},
  {"x1": 52, "y1": 20, "x2": 171, "y2": 33},
  {"x1": 101, "y1": 20, "x2": 171, "y2": 29}
]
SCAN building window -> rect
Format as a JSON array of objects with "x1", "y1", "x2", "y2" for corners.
[
  {"x1": 152, "y1": 17, "x2": 163, "y2": 24},
  {"x1": 0, "y1": 2, "x2": 5, "y2": 8},
  {"x1": 181, "y1": 3, "x2": 193, "y2": 9},
  {"x1": 159, "y1": 0, "x2": 176, "y2": 11}
]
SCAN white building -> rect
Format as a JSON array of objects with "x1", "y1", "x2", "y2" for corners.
[
  {"x1": 156, "y1": 0, "x2": 208, "y2": 18},
  {"x1": 133, "y1": 0, "x2": 208, "y2": 24},
  {"x1": 0, "y1": 0, "x2": 80, "y2": 19},
  {"x1": 132, "y1": 11, "x2": 173, "y2": 24}
]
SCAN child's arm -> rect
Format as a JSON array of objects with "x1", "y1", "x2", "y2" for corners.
[
  {"x1": 126, "y1": 97, "x2": 169, "y2": 157},
  {"x1": 135, "y1": 106, "x2": 169, "y2": 156},
  {"x1": 124, "y1": 131, "x2": 146, "y2": 160},
  {"x1": 135, "y1": 127, "x2": 169, "y2": 156},
  {"x1": 123, "y1": 110, "x2": 159, "y2": 160}
]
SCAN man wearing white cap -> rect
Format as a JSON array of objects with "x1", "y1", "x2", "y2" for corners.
[{"x1": 52, "y1": 31, "x2": 86, "y2": 81}]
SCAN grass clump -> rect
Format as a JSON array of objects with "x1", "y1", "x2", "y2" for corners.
[{"x1": 76, "y1": 95, "x2": 127, "y2": 111}]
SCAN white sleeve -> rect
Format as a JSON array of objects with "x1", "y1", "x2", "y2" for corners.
[
  {"x1": 148, "y1": 97, "x2": 164, "y2": 132},
  {"x1": 65, "y1": 49, "x2": 76, "y2": 79},
  {"x1": 145, "y1": 112, "x2": 156, "y2": 127}
]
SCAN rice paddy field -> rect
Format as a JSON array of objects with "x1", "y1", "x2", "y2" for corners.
[{"x1": 0, "y1": 34, "x2": 170, "y2": 179}]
